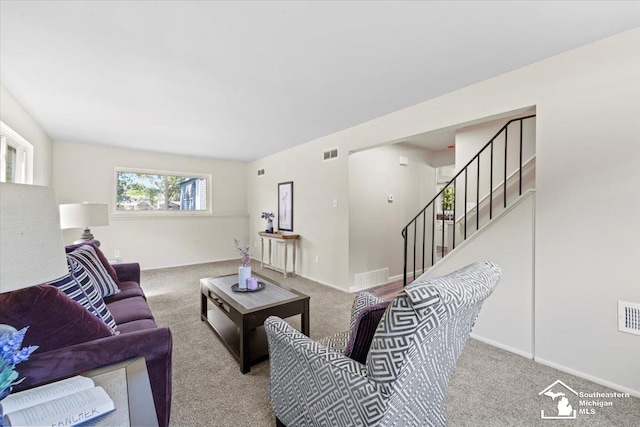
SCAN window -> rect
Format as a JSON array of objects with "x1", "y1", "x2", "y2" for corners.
[
  {"x1": 1, "y1": 121, "x2": 34, "y2": 184},
  {"x1": 115, "y1": 169, "x2": 211, "y2": 214}
]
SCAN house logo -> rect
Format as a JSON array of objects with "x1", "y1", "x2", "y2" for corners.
[{"x1": 539, "y1": 380, "x2": 578, "y2": 419}]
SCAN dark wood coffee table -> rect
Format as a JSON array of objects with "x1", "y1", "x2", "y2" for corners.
[{"x1": 200, "y1": 272, "x2": 310, "y2": 373}]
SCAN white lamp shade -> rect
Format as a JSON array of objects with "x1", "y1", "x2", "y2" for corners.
[
  {"x1": 59, "y1": 203, "x2": 109, "y2": 229},
  {"x1": 0, "y1": 183, "x2": 68, "y2": 293}
]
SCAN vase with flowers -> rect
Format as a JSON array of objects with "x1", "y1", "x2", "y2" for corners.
[
  {"x1": 261, "y1": 211, "x2": 274, "y2": 233},
  {"x1": 234, "y1": 239, "x2": 251, "y2": 289},
  {"x1": 1, "y1": 327, "x2": 38, "y2": 426}
]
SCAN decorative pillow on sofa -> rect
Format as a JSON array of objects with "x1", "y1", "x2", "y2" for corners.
[
  {"x1": 65, "y1": 242, "x2": 120, "y2": 286},
  {"x1": 67, "y1": 245, "x2": 120, "y2": 297},
  {"x1": 46, "y1": 257, "x2": 117, "y2": 331},
  {"x1": 0, "y1": 285, "x2": 113, "y2": 353}
]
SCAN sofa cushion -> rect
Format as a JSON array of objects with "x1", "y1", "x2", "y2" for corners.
[
  {"x1": 66, "y1": 242, "x2": 120, "y2": 285},
  {"x1": 0, "y1": 285, "x2": 113, "y2": 352},
  {"x1": 46, "y1": 257, "x2": 117, "y2": 331},
  {"x1": 116, "y1": 319, "x2": 158, "y2": 334},
  {"x1": 67, "y1": 245, "x2": 120, "y2": 297},
  {"x1": 107, "y1": 296, "x2": 154, "y2": 325},
  {"x1": 103, "y1": 281, "x2": 146, "y2": 303}
]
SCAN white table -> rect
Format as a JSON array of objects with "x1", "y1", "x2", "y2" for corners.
[{"x1": 259, "y1": 232, "x2": 299, "y2": 277}]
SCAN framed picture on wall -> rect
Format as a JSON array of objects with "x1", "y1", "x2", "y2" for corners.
[{"x1": 278, "y1": 181, "x2": 293, "y2": 231}]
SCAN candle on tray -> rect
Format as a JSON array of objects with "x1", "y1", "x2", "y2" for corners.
[{"x1": 247, "y1": 277, "x2": 258, "y2": 290}]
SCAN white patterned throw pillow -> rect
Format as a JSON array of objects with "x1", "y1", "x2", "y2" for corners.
[{"x1": 67, "y1": 245, "x2": 120, "y2": 298}]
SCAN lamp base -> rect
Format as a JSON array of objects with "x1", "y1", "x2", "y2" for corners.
[
  {"x1": 80, "y1": 228, "x2": 94, "y2": 240},
  {"x1": 75, "y1": 228, "x2": 100, "y2": 247},
  {"x1": 73, "y1": 238, "x2": 101, "y2": 247}
]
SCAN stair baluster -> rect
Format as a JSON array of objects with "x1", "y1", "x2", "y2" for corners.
[{"x1": 401, "y1": 114, "x2": 536, "y2": 286}]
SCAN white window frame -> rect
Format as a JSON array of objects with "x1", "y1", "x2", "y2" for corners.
[
  {"x1": 112, "y1": 167, "x2": 213, "y2": 218},
  {"x1": 0, "y1": 121, "x2": 34, "y2": 184}
]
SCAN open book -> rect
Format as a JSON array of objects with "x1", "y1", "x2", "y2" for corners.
[{"x1": 1, "y1": 376, "x2": 114, "y2": 427}]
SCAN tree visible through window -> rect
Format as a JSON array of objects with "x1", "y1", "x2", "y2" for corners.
[{"x1": 116, "y1": 171, "x2": 208, "y2": 212}]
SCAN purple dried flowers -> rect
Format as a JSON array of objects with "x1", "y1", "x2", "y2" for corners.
[
  {"x1": 234, "y1": 239, "x2": 251, "y2": 267},
  {"x1": 261, "y1": 212, "x2": 274, "y2": 220},
  {"x1": 1, "y1": 327, "x2": 38, "y2": 393}
]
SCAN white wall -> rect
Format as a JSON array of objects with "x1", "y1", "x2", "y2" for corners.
[
  {"x1": 453, "y1": 112, "x2": 536, "y2": 219},
  {"x1": 424, "y1": 191, "x2": 535, "y2": 358},
  {"x1": 53, "y1": 142, "x2": 248, "y2": 269},
  {"x1": 0, "y1": 83, "x2": 54, "y2": 186},
  {"x1": 427, "y1": 148, "x2": 455, "y2": 168},
  {"x1": 455, "y1": 111, "x2": 536, "y2": 172},
  {"x1": 247, "y1": 143, "x2": 350, "y2": 288},
  {"x1": 348, "y1": 143, "x2": 436, "y2": 285},
  {"x1": 248, "y1": 29, "x2": 640, "y2": 394}
]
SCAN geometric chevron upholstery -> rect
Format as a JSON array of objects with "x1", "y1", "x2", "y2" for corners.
[
  {"x1": 265, "y1": 261, "x2": 502, "y2": 427},
  {"x1": 317, "y1": 330, "x2": 350, "y2": 354},
  {"x1": 349, "y1": 291, "x2": 385, "y2": 335},
  {"x1": 317, "y1": 291, "x2": 387, "y2": 359}
]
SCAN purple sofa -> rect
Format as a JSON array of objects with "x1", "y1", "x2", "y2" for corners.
[{"x1": 0, "y1": 260, "x2": 172, "y2": 427}]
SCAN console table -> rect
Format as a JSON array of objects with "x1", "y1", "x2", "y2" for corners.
[{"x1": 259, "y1": 232, "x2": 299, "y2": 277}]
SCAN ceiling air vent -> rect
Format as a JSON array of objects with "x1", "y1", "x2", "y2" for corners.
[
  {"x1": 323, "y1": 147, "x2": 339, "y2": 161},
  {"x1": 618, "y1": 301, "x2": 640, "y2": 336},
  {"x1": 257, "y1": 168, "x2": 265, "y2": 177}
]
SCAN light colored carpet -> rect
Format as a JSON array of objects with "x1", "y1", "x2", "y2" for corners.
[{"x1": 141, "y1": 261, "x2": 639, "y2": 426}]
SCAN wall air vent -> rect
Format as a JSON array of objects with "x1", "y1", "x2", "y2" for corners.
[
  {"x1": 618, "y1": 301, "x2": 640, "y2": 336},
  {"x1": 257, "y1": 168, "x2": 265, "y2": 176},
  {"x1": 322, "y1": 147, "x2": 339, "y2": 161}
]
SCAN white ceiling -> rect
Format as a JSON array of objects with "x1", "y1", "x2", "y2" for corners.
[{"x1": 1, "y1": 1, "x2": 638, "y2": 162}]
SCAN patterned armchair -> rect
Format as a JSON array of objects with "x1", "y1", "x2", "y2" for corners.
[{"x1": 265, "y1": 261, "x2": 502, "y2": 427}]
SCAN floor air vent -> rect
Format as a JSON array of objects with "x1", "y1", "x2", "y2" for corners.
[
  {"x1": 354, "y1": 268, "x2": 389, "y2": 289},
  {"x1": 618, "y1": 301, "x2": 640, "y2": 336}
]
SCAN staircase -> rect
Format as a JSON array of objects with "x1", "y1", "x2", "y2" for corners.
[{"x1": 402, "y1": 115, "x2": 536, "y2": 286}]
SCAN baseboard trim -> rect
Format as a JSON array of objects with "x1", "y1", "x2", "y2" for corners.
[
  {"x1": 140, "y1": 260, "x2": 352, "y2": 294},
  {"x1": 534, "y1": 357, "x2": 640, "y2": 398},
  {"x1": 471, "y1": 337, "x2": 639, "y2": 397},
  {"x1": 349, "y1": 280, "x2": 393, "y2": 293},
  {"x1": 348, "y1": 273, "x2": 404, "y2": 293},
  {"x1": 470, "y1": 333, "x2": 533, "y2": 359},
  {"x1": 348, "y1": 283, "x2": 379, "y2": 293},
  {"x1": 141, "y1": 258, "x2": 237, "y2": 271},
  {"x1": 388, "y1": 272, "x2": 403, "y2": 283},
  {"x1": 298, "y1": 273, "x2": 350, "y2": 294}
]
